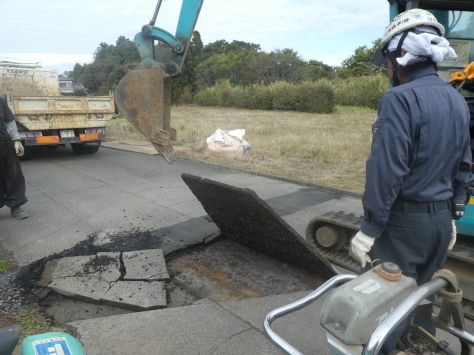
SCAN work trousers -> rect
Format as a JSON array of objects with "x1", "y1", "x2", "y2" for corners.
[
  {"x1": 0, "y1": 139, "x2": 27, "y2": 209},
  {"x1": 362, "y1": 201, "x2": 452, "y2": 354}
]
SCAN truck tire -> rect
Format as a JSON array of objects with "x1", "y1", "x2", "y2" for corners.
[
  {"x1": 87, "y1": 142, "x2": 100, "y2": 154},
  {"x1": 71, "y1": 141, "x2": 100, "y2": 154}
]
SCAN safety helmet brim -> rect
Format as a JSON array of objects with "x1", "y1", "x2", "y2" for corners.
[{"x1": 373, "y1": 46, "x2": 386, "y2": 66}]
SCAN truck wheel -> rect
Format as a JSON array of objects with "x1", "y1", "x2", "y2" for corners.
[
  {"x1": 87, "y1": 141, "x2": 100, "y2": 154},
  {"x1": 71, "y1": 141, "x2": 100, "y2": 154}
]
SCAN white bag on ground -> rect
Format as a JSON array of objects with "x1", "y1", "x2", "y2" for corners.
[{"x1": 205, "y1": 129, "x2": 251, "y2": 157}]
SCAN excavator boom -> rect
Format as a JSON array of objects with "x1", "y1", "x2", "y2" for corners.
[{"x1": 115, "y1": 0, "x2": 203, "y2": 163}]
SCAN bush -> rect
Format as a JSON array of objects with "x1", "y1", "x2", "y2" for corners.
[
  {"x1": 194, "y1": 86, "x2": 220, "y2": 106},
  {"x1": 175, "y1": 86, "x2": 194, "y2": 105},
  {"x1": 246, "y1": 84, "x2": 274, "y2": 110},
  {"x1": 332, "y1": 74, "x2": 387, "y2": 110},
  {"x1": 227, "y1": 84, "x2": 273, "y2": 110},
  {"x1": 195, "y1": 80, "x2": 337, "y2": 113},
  {"x1": 215, "y1": 80, "x2": 234, "y2": 107},
  {"x1": 292, "y1": 81, "x2": 335, "y2": 113},
  {"x1": 271, "y1": 81, "x2": 297, "y2": 111},
  {"x1": 73, "y1": 89, "x2": 87, "y2": 96}
]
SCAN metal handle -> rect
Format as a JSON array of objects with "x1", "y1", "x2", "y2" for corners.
[
  {"x1": 149, "y1": 0, "x2": 163, "y2": 26},
  {"x1": 264, "y1": 274, "x2": 357, "y2": 355},
  {"x1": 363, "y1": 278, "x2": 450, "y2": 355}
]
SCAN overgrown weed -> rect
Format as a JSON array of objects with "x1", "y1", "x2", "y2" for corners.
[{"x1": 106, "y1": 106, "x2": 375, "y2": 193}]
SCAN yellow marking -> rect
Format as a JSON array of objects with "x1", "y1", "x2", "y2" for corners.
[
  {"x1": 80, "y1": 133, "x2": 99, "y2": 141},
  {"x1": 59, "y1": 105, "x2": 76, "y2": 109},
  {"x1": 36, "y1": 136, "x2": 60, "y2": 144}
]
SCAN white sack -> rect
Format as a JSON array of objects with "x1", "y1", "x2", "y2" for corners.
[{"x1": 205, "y1": 129, "x2": 251, "y2": 157}]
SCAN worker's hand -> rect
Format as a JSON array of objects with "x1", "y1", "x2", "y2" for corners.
[
  {"x1": 450, "y1": 71, "x2": 466, "y2": 83},
  {"x1": 448, "y1": 220, "x2": 457, "y2": 251},
  {"x1": 349, "y1": 231, "x2": 375, "y2": 268},
  {"x1": 14, "y1": 141, "x2": 24, "y2": 157},
  {"x1": 464, "y1": 61, "x2": 474, "y2": 77}
]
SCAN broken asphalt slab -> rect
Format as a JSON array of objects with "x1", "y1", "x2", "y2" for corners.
[
  {"x1": 181, "y1": 173, "x2": 337, "y2": 280},
  {"x1": 42, "y1": 250, "x2": 168, "y2": 311}
]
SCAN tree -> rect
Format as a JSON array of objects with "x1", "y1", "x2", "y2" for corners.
[
  {"x1": 338, "y1": 39, "x2": 383, "y2": 79},
  {"x1": 195, "y1": 52, "x2": 248, "y2": 89},
  {"x1": 269, "y1": 49, "x2": 311, "y2": 84},
  {"x1": 202, "y1": 39, "x2": 260, "y2": 61},
  {"x1": 68, "y1": 37, "x2": 140, "y2": 94},
  {"x1": 307, "y1": 60, "x2": 336, "y2": 81},
  {"x1": 171, "y1": 31, "x2": 204, "y2": 100},
  {"x1": 240, "y1": 51, "x2": 277, "y2": 85}
]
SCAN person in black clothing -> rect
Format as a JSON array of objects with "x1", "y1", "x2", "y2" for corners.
[{"x1": 0, "y1": 97, "x2": 28, "y2": 219}]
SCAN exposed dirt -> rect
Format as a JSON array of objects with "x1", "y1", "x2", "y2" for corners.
[{"x1": 167, "y1": 238, "x2": 325, "y2": 303}]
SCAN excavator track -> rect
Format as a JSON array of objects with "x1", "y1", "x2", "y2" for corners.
[{"x1": 306, "y1": 211, "x2": 474, "y2": 320}]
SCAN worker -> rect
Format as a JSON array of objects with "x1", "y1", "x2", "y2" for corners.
[
  {"x1": 0, "y1": 97, "x2": 28, "y2": 219},
  {"x1": 349, "y1": 8, "x2": 474, "y2": 353}
]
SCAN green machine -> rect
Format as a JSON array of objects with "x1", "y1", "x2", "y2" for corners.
[{"x1": 20, "y1": 332, "x2": 86, "y2": 355}]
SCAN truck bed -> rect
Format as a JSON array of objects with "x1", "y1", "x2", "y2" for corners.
[{"x1": 12, "y1": 95, "x2": 115, "y2": 131}]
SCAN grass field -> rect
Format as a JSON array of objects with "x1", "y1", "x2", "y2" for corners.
[{"x1": 106, "y1": 105, "x2": 377, "y2": 194}]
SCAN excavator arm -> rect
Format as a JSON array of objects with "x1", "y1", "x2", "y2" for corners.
[{"x1": 115, "y1": 0, "x2": 204, "y2": 163}]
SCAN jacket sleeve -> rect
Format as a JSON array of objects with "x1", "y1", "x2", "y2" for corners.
[
  {"x1": 360, "y1": 92, "x2": 412, "y2": 238},
  {"x1": 452, "y1": 115, "x2": 474, "y2": 203},
  {"x1": 6, "y1": 120, "x2": 20, "y2": 141}
]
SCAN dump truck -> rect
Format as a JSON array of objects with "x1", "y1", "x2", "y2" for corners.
[{"x1": 0, "y1": 61, "x2": 115, "y2": 159}]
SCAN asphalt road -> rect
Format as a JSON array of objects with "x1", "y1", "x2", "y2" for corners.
[{"x1": 0, "y1": 145, "x2": 363, "y2": 267}]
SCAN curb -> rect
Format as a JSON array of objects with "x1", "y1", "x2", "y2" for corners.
[{"x1": 176, "y1": 154, "x2": 363, "y2": 199}]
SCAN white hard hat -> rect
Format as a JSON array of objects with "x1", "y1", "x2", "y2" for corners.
[{"x1": 373, "y1": 9, "x2": 445, "y2": 66}]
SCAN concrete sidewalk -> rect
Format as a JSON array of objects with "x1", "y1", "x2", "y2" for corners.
[{"x1": 69, "y1": 291, "x2": 329, "y2": 355}]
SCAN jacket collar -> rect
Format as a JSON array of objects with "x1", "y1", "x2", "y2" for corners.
[{"x1": 405, "y1": 66, "x2": 438, "y2": 84}]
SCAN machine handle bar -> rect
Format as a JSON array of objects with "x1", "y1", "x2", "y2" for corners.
[
  {"x1": 264, "y1": 274, "x2": 357, "y2": 355},
  {"x1": 364, "y1": 277, "x2": 474, "y2": 355}
]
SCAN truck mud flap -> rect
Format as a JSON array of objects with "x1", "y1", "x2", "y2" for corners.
[{"x1": 181, "y1": 174, "x2": 337, "y2": 280}]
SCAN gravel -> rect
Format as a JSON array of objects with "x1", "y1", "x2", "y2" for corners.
[
  {"x1": 0, "y1": 271, "x2": 35, "y2": 327},
  {"x1": 0, "y1": 244, "x2": 36, "y2": 328}
]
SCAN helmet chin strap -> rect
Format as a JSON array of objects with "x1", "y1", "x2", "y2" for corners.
[{"x1": 386, "y1": 30, "x2": 410, "y2": 87}]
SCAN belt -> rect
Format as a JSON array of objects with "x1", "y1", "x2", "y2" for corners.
[{"x1": 391, "y1": 198, "x2": 450, "y2": 213}]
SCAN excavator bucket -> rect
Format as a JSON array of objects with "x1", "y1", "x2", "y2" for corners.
[{"x1": 115, "y1": 66, "x2": 177, "y2": 163}]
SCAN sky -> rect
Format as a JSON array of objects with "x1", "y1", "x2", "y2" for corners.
[{"x1": 0, "y1": 0, "x2": 389, "y2": 74}]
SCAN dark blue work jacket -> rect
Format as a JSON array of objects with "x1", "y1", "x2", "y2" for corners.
[
  {"x1": 0, "y1": 97, "x2": 15, "y2": 142},
  {"x1": 361, "y1": 66, "x2": 474, "y2": 238}
]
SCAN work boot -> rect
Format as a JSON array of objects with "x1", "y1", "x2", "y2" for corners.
[{"x1": 11, "y1": 206, "x2": 28, "y2": 220}]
